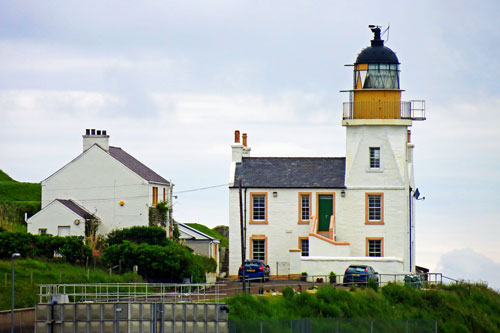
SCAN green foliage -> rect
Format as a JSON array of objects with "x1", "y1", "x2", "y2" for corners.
[
  {"x1": 282, "y1": 287, "x2": 294, "y2": 299},
  {"x1": 0, "y1": 231, "x2": 91, "y2": 263},
  {"x1": 367, "y1": 277, "x2": 379, "y2": 292},
  {"x1": 0, "y1": 170, "x2": 41, "y2": 230},
  {"x1": 103, "y1": 240, "x2": 214, "y2": 282},
  {"x1": 226, "y1": 283, "x2": 500, "y2": 332},
  {"x1": 0, "y1": 259, "x2": 143, "y2": 310},
  {"x1": 185, "y1": 223, "x2": 229, "y2": 248},
  {"x1": 106, "y1": 226, "x2": 169, "y2": 246}
]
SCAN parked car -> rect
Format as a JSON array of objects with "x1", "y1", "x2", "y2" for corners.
[
  {"x1": 343, "y1": 265, "x2": 379, "y2": 285},
  {"x1": 238, "y1": 259, "x2": 270, "y2": 282}
]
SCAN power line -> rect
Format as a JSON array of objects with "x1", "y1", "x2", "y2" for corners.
[{"x1": 174, "y1": 183, "x2": 229, "y2": 194}]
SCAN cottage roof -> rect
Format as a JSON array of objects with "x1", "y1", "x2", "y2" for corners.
[
  {"x1": 232, "y1": 157, "x2": 346, "y2": 188},
  {"x1": 56, "y1": 199, "x2": 93, "y2": 219},
  {"x1": 109, "y1": 146, "x2": 169, "y2": 184}
]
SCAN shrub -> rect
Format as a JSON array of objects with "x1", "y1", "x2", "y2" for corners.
[
  {"x1": 106, "y1": 226, "x2": 169, "y2": 246},
  {"x1": 367, "y1": 278, "x2": 379, "y2": 292},
  {"x1": 0, "y1": 231, "x2": 91, "y2": 264},
  {"x1": 282, "y1": 287, "x2": 294, "y2": 299},
  {"x1": 103, "y1": 240, "x2": 214, "y2": 282}
]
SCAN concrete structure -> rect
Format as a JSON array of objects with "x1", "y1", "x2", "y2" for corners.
[
  {"x1": 28, "y1": 129, "x2": 172, "y2": 236},
  {"x1": 228, "y1": 27, "x2": 426, "y2": 278}
]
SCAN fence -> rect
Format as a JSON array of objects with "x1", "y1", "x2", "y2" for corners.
[{"x1": 38, "y1": 283, "x2": 224, "y2": 304}]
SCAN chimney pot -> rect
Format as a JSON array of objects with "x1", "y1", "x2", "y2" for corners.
[
  {"x1": 97, "y1": 130, "x2": 101, "y2": 135},
  {"x1": 234, "y1": 130, "x2": 240, "y2": 143},
  {"x1": 242, "y1": 133, "x2": 247, "y2": 147},
  {"x1": 86, "y1": 129, "x2": 90, "y2": 135},
  {"x1": 91, "y1": 129, "x2": 96, "y2": 135},
  {"x1": 103, "y1": 130, "x2": 107, "y2": 135}
]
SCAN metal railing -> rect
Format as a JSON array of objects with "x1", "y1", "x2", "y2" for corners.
[
  {"x1": 343, "y1": 100, "x2": 426, "y2": 120},
  {"x1": 38, "y1": 283, "x2": 224, "y2": 304},
  {"x1": 294, "y1": 272, "x2": 452, "y2": 288}
]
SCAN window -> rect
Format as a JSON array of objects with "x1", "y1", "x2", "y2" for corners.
[
  {"x1": 250, "y1": 235, "x2": 267, "y2": 262},
  {"x1": 58, "y1": 226, "x2": 70, "y2": 236},
  {"x1": 38, "y1": 228, "x2": 47, "y2": 235},
  {"x1": 152, "y1": 187, "x2": 158, "y2": 205},
  {"x1": 366, "y1": 238, "x2": 384, "y2": 257},
  {"x1": 365, "y1": 193, "x2": 384, "y2": 224},
  {"x1": 370, "y1": 147, "x2": 380, "y2": 168},
  {"x1": 250, "y1": 193, "x2": 267, "y2": 224},
  {"x1": 299, "y1": 238, "x2": 309, "y2": 257},
  {"x1": 298, "y1": 193, "x2": 311, "y2": 224}
]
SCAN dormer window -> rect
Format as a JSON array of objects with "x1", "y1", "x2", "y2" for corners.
[{"x1": 370, "y1": 147, "x2": 380, "y2": 168}]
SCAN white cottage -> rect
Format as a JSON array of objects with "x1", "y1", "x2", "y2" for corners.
[
  {"x1": 28, "y1": 129, "x2": 172, "y2": 236},
  {"x1": 228, "y1": 27, "x2": 426, "y2": 278}
]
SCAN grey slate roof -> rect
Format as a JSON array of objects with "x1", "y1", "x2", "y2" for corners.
[
  {"x1": 233, "y1": 157, "x2": 346, "y2": 188},
  {"x1": 109, "y1": 146, "x2": 169, "y2": 184},
  {"x1": 56, "y1": 199, "x2": 93, "y2": 219}
]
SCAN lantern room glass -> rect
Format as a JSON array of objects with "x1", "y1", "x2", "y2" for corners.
[{"x1": 354, "y1": 64, "x2": 400, "y2": 89}]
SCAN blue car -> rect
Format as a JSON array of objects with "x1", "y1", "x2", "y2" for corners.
[
  {"x1": 343, "y1": 265, "x2": 379, "y2": 285},
  {"x1": 238, "y1": 260, "x2": 270, "y2": 282}
]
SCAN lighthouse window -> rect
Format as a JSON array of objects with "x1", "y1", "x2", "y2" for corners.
[
  {"x1": 365, "y1": 193, "x2": 384, "y2": 225},
  {"x1": 370, "y1": 147, "x2": 380, "y2": 168},
  {"x1": 363, "y1": 64, "x2": 399, "y2": 89}
]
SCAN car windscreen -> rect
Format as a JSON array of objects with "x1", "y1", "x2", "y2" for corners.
[{"x1": 346, "y1": 266, "x2": 366, "y2": 273}]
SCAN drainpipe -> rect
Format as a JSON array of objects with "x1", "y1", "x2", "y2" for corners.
[{"x1": 409, "y1": 187, "x2": 412, "y2": 273}]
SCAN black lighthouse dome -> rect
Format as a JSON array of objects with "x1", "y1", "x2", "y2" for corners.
[{"x1": 355, "y1": 26, "x2": 399, "y2": 64}]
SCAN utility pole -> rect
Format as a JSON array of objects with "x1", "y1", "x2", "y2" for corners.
[{"x1": 239, "y1": 178, "x2": 246, "y2": 292}]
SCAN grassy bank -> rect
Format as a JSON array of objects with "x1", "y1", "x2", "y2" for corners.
[
  {"x1": 227, "y1": 283, "x2": 500, "y2": 332},
  {"x1": 185, "y1": 223, "x2": 228, "y2": 248},
  {"x1": 0, "y1": 259, "x2": 142, "y2": 310},
  {"x1": 0, "y1": 169, "x2": 41, "y2": 232}
]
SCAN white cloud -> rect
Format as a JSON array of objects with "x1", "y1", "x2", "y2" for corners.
[{"x1": 436, "y1": 249, "x2": 500, "y2": 291}]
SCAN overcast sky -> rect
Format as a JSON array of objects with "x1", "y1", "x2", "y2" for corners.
[{"x1": 1, "y1": 1, "x2": 499, "y2": 289}]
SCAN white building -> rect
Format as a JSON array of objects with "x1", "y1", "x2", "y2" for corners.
[
  {"x1": 228, "y1": 27, "x2": 426, "y2": 278},
  {"x1": 178, "y1": 223, "x2": 221, "y2": 274},
  {"x1": 27, "y1": 129, "x2": 172, "y2": 236}
]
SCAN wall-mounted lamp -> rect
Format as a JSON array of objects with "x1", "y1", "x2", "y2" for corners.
[
  {"x1": 119, "y1": 200, "x2": 125, "y2": 206},
  {"x1": 273, "y1": 192, "x2": 278, "y2": 197},
  {"x1": 341, "y1": 190, "x2": 346, "y2": 198}
]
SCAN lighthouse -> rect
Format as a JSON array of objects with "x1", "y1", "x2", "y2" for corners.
[{"x1": 342, "y1": 26, "x2": 426, "y2": 272}]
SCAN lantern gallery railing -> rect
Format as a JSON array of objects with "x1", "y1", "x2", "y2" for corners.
[{"x1": 343, "y1": 100, "x2": 426, "y2": 120}]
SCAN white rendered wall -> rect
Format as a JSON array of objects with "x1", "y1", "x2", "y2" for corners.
[
  {"x1": 27, "y1": 201, "x2": 85, "y2": 236},
  {"x1": 41, "y1": 146, "x2": 169, "y2": 235},
  {"x1": 345, "y1": 125, "x2": 409, "y2": 188},
  {"x1": 229, "y1": 186, "x2": 410, "y2": 276}
]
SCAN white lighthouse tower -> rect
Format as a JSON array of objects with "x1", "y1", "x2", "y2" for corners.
[{"x1": 342, "y1": 26, "x2": 426, "y2": 272}]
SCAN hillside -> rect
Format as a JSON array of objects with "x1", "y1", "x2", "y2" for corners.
[
  {"x1": 227, "y1": 283, "x2": 500, "y2": 332},
  {"x1": 0, "y1": 169, "x2": 41, "y2": 232},
  {"x1": 185, "y1": 223, "x2": 229, "y2": 248}
]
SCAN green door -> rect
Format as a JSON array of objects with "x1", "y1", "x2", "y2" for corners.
[{"x1": 318, "y1": 195, "x2": 333, "y2": 232}]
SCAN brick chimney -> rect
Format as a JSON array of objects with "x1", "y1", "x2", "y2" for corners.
[
  {"x1": 83, "y1": 129, "x2": 110, "y2": 152},
  {"x1": 231, "y1": 130, "x2": 251, "y2": 163}
]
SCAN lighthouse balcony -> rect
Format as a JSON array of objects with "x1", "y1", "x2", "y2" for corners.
[{"x1": 343, "y1": 100, "x2": 426, "y2": 121}]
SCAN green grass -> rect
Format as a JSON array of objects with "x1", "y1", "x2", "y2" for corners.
[
  {"x1": 0, "y1": 259, "x2": 143, "y2": 310},
  {"x1": 226, "y1": 283, "x2": 500, "y2": 333},
  {"x1": 0, "y1": 169, "x2": 41, "y2": 231},
  {"x1": 185, "y1": 223, "x2": 229, "y2": 248}
]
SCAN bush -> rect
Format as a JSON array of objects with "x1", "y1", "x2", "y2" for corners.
[
  {"x1": 367, "y1": 278, "x2": 379, "y2": 292},
  {"x1": 103, "y1": 240, "x2": 214, "y2": 282},
  {"x1": 106, "y1": 226, "x2": 169, "y2": 246},
  {"x1": 0, "y1": 231, "x2": 91, "y2": 264}
]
